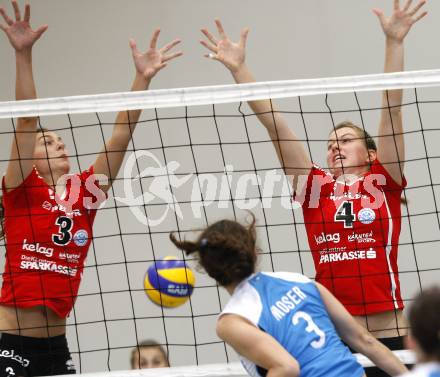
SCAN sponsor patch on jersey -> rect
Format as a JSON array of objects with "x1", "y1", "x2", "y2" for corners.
[
  {"x1": 358, "y1": 208, "x2": 375, "y2": 225},
  {"x1": 319, "y1": 248, "x2": 377, "y2": 264},
  {"x1": 314, "y1": 232, "x2": 340, "y2": 245},
  {"x1": 22, "y1": 239, "x2": 54, "y2": 258},
  {"x1": 59, "y1": 252, "x2": 81, "y2": 264},
  {"x1": 73, "y1": 229, "x2": 88, "y2": 246},
  {"x1": 41, "y1": 201, "x2": 82, "y2": 216},
  {"x1": 347, "y1": 230, "x2": 376, "y2": 243},
  {"x1": 20, "y1": 260, "x2": 77, "y2": 277}
]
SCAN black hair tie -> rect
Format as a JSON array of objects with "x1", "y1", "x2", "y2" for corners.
[{"x1": 199, "y1": 238, "x2": 208, "y2": 250}]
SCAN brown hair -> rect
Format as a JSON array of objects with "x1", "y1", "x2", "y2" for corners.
[
  {"x1": 332, "y1": 121, "x2": 407, "y2": 205},
  {"x1": 169, "y1": 214, "x2": 258, "y2": 287},
  {"x1": 409, "y1": 286, "x2": 440, "y2": 360},
  {"x1": 331, "y1": 121, "x2": 377, "y2": 152},
  {"x1": 130, "y1": 340, "x2": 169, "y2": 369},
  {"x1": 0, "y1": 127, "x2": 50, "y2": 241}
]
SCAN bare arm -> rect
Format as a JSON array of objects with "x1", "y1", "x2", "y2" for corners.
[
  {"x1": 0, "y1": 1, "x2": 47, "y2": 191},
  {"x1": 373, "y1": 0, "x2": 427, "y2": 184},
  {"x1": 317, "y1": 283, "x2": 408, "y2": 376},
  {"x1": 200, "y1": 20, "x2": 312, "y2": 192},
  {"x1": 92, "y1": 29, "x2": 182, "y2": 193},
  {"x1": 217, "y1": 314, "x2": 300, "y2": 377}
]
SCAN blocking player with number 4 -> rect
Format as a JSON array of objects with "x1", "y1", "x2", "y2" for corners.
[{"x1": 198, "y1": 1, "x2": 428, "y2": 365}]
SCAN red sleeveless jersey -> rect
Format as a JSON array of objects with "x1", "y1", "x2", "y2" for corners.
[
  {"x1": 1, "y1": 167, "x2": 103, "y2": 318},
  {"x1": 300, "y1": 160, "x2": 406, "y2": 315}
]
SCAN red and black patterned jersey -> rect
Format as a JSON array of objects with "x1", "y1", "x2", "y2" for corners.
[
  {"x1": 300, "y1": 160, "x2": 406, "y2": 315},
  {"x1": 1, "y1": 166, "x2": 104, "y2": 318}
]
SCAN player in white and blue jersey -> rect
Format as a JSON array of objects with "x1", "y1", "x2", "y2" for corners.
[
  {"x1": 222, "y1": 271, "x2": 364, "y2": 377},
  {"x1": 398, "y1": 287, "x2": 440, "y2": 377},
  {"x1": 170, "y1": 214, "x2": 408, "y2": 377}
]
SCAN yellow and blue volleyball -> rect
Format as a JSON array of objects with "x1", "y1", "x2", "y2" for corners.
[{"x1": 144, "y1": 256, "x2": 195, "y2": 308}]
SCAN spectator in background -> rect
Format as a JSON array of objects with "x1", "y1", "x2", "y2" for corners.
[
  {"x1": 398, "y1": 287, "x2": 440, "y2": 377},
  {"x1": 130, "y1": 340, "x2": 170, "y2": 369}
]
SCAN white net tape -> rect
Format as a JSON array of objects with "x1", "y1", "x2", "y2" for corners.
[
  {"x1": 64, "y1": 351, "x2": 415, "y2": 377},
  {"x1": 1, "y1": 69, "x2": 440, "y2": 118}
]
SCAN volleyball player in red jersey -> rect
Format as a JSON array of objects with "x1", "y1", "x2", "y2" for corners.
[
  {"x1": 200, "y1": 1, "x2": 426, "y2": 376},
  {"x1": 0, "y1": 1, "x2": 182, "y2": 375}
]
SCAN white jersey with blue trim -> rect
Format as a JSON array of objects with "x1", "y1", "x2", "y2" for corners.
[
  {"x1": 398, "y1": 363, "x2": 440, "y2": 377},
  {"x1": 220, "y1": 271, "x2": 364, "y2": 377}
]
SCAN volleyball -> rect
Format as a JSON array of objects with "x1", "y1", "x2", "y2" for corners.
[{"x1": 144, "y1": 256, "x2": 195, "y2": 308}]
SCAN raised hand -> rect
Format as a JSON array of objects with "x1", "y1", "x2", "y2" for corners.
[
  {"x1": 373, "y1": 0, "x2": 427, "y2": 42},
  {"x1": 200, "y1": 19, "x2": 249, "y2": 73},
  {"x1": 129, "y1": 29, "x2": 182, "y2": 80},
  {"x1": 0, "y1": 1, "x2": 47, "y2": 51}
]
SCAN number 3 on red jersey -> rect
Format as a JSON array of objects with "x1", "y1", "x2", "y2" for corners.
[{"x1": 52, "y1": 216, "x2": 73, "y2": 246}]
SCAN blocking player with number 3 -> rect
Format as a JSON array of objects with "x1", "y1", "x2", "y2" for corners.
[
  {"x1": 199, "y1": 0, "x2": 427, "y2": 368},
  {"x1": 0, "y1": 1, "x2": 182, "y2": 376},
  {"x1": 170, "y1": 214, "x2": 408, "y2": 377}
]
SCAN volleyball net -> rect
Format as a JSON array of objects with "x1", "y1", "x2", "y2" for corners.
[{"x1": 0, "y1": 69, "x2": 439, "y2": 374}]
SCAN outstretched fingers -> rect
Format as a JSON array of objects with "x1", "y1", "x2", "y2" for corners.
[
  {"x1": 214, "y1": 18, "x2": 226, "y2": 39},
  {"x1": 35, "y1": 24, "x2": 48, "y2": 39},
  {"x1": 129, "y1": 38, "x2": 139, "y2": 55},
  {"x1": 23, "y1": 3, "x2": 30, "y2": 23},
  {"x1": 159, "y1": 38, "x2": 181, "y2": 54},
  {"x1": 162, "y1": 51, "x2": 183, "y2": 63},
  {"x1": 408, "y1": 0, "x2": 427, "y2": 17},
  {"x1": 239, "y1": 27, "x2": 249, "y2": 48},
  {"x1": 411, "y1": 9, "x2": 428, "y2": 23},
  {"x1": 200, "y1": 38, "x2": 217, "y2": 53},
  {"x1": 11, "y1": 0, "x2": 21, "y2": 21},
  {"x1": 150, "y1": 28, "x2": 160, "y2": 49},
  {"x1": 201, "y1": 27, "x2": 218, "y2": 46},
  {"x1": 402, "y1": 0, "x2": 413, "y2": 12},
  {"x1": 372, "y1": 8, "x2": 387, "y2": 29},
  {"x1": 0, "y1": 7, "x2": 14, "y2": 26},
  {"x1": 200, "y1": 27, "x2": 220, "y2": 56},
  {"x1": 160, "y1": 38, "x2": 183, "y2": 63},
  {"x1": 0, "y1": 3, "x2": 47, "y2": 37}
]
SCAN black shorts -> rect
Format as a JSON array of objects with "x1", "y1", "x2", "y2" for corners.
[
  {"x1": 349, "y1": 336, "x2": 412, "y2": 377},
  {"x1": 0, "y1": 333, "x2": 76, "y2": 377}
]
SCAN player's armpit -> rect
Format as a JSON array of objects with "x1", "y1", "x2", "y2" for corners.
[{"x1": 217, "y1": 314, "x2": 300, "y2": 377}]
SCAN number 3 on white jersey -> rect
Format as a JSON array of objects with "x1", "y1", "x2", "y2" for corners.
[{"x1": 292, "y1": 311, "x2": 326, "y2": 349}]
